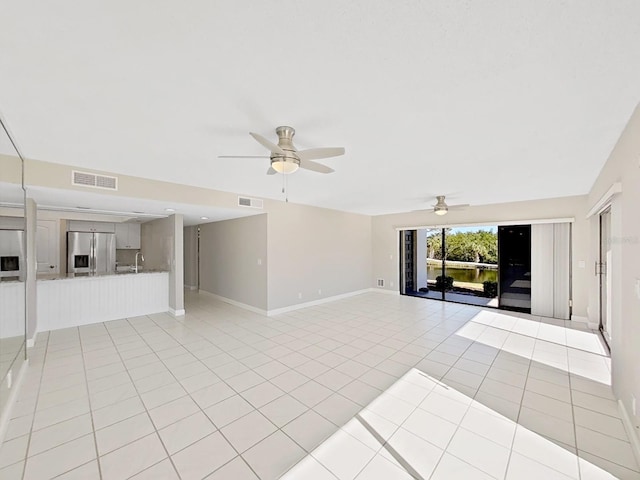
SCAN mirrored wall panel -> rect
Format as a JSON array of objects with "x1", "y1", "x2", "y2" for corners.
[{"x1": 0, "y1": 116, "x2": 27, "y2": 422}]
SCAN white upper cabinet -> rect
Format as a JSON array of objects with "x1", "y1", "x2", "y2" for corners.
[
  {"x1": 68, "y1": 220, "x2": 115, "y2": 233},
  {"x1": 115, "y1": 223, "x2": 141, "y2": 249}
]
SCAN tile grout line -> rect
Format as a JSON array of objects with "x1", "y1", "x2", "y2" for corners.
[
  {"x1": 18, "y1": 332, "x2": 51, "y2": 479},
  {"x1": 567, "y1": 364, "x2": 583, "y2": 480},
  {"x1": 77, "y1": 326, "x2": 106, "y2": 479},
  {"x1": 504, "y1": 333, "x2": 535, "y2": 480}
]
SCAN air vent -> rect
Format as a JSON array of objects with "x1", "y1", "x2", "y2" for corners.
[
  {"x1": 377, "y1": 279, "x2": 385, "y2": 287},
  {"x1": 72, "y1": 171, "x2": 118, "y2": 190},
  {"x1": 238, "y1": 196, "x2": 264, "y2": 209}
]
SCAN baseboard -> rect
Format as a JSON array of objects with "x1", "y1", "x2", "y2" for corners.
[
  {"x1": 618, "y1": 399, "x2": 640, "y2": 468},
  {"x1": 0, "y1": 358, "x2": 29, "y2": 446},
  {"x1": 371, "y1": 288, "x2": 399, "y2": 295},
  {"x1": 168, "y1": 308, "x2": 186, "y2": 317},
  {"x1": 198, "y1": 290, "x2": 268, "y2": 316},
  {"x1": 26, "y1": 331, "x2": 38, "y2": 348},
  {"x1": 572, "y1": 315, "x2": 599, "y2": 330},
  {"x1": 198, "y1": 288, "x2": 392, "y2": 318},
  {"x1": 184, "y1": 285, "x2": 198, "y2": 291},
  {"x1": 267, "y1": 289, "x2": 372, "y2": 316}
]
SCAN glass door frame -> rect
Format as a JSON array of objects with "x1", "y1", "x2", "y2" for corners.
[{"x1": 598, "y1": 207, "x2": 612, "y2": 349}]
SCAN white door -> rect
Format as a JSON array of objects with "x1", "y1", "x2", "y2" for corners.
[{"x1": 37, "y1": 220, "x2": 60, "y2": 274}]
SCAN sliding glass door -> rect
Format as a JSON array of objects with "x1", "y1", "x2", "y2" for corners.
[{"x1": 400, "y1": 225, "x2": 531, "y2": 313}]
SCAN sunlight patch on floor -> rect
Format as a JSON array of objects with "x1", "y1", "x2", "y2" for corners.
[
  {"x1": 455, "y1": 311, "x2": 611, "y2": 386},
  {"x1": 283, "y1": 368, "x2": 619, "y2": 479}
]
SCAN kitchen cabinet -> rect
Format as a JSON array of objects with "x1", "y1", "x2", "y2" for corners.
[
  {"x1": 115, "y1": 223, "x2": 141, "y2": 249},
  {"x1": 68, "y1": 220, "x2": 115, "y2": 233}
]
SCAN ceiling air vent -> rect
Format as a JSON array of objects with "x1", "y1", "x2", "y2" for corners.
[
  {"x1": 72, "y1": 171, "x2": 118, "y2": 191},
  {"x1": 238, "y1": 196, "x2": 263, "y2": 209}
]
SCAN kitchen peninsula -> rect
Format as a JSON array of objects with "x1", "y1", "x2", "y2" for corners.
[
  {"x1": 1, "y1": 211, "x2": 184, "y2": 344},
  {"x1": 36, "y1": 271, "x2": 169, "y2": 332}
]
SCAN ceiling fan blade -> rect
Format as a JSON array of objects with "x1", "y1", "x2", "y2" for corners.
[
  {"x1": 217, "y1": 155, "x2": 269, "y2": 158},
  {"x1": 296, "y1": 147, "x2": 345, "y2": 161},
  {"x1": 267, "y1": 167, "x2": 276, "y2": 175},
  {"x1": 299, "y1": 159, "x2": 334, "y2": 174},
  {"x1": 411, "y1": 208, "x2": 434, "y2": 213},
  {"x1": 250, "y1": 132, "x2": 286, "y2": 155}
]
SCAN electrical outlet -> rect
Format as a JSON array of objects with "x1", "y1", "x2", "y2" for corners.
[
  {"x1": 390, "y1": 281, "x2": 394, "y2": 287},
  {"x1": 632, "y1": 394, "x2": 637, "y2": 416},
  {"x1": 298, "y1": 292, "x2": 302, "y2": 299},
  {"x1": 257, "y1": 258, "x2": 262, "y2": 265},
  {"x1": 318, "y1": 289, "x2": 322, "y2": 295}
]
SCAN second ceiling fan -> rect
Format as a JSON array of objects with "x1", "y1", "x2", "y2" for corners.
[
  {"x1": 416, "y1": 195, "x2": 470, "y2": 216},
  {"x1": 219, "y1": 126, "x2": 345, "y2": 175}
]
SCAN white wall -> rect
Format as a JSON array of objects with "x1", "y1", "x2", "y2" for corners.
[
  {"x1": 266, "y1": 201, "x2": 372, "y2": 310},
  {"x1": 372, "y1": 195, "x2": 589, "y2": 318},
  {"x1": 587, "y1": 103, "x2": 640, "y2": 432},
  {"x1": 141, "y1": 214, "x2": 184, "y2": 315},
  {"x1": 198, "y1": 214, "x2": 268, "y2": 311},
  {"x1": 183, "y1": 226, "x2": 198, "y2": 289}
]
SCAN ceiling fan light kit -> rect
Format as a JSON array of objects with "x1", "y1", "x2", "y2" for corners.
[
  {"x1": 434, "y1": 206, "x2": 448, "y2": 215},
  {"x1": 434, "y1": 196, "x2": 449, "y2": 215},
  {"x1": 271, "y1": 157, "x2": 299, "y2": 174}
]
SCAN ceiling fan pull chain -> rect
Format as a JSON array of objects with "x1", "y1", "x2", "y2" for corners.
[{"x1": 285, "y1": 173, "x2": 289, "y2": 202}]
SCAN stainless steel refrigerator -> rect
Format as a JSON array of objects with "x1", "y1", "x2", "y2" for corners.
[{"x1": 67, "y1": 232, "x2": 116, "y2": 275}]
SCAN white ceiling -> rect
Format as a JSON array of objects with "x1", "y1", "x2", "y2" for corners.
[{"x1": 1, "y1": 1, "x2": 639, "y2": 216}]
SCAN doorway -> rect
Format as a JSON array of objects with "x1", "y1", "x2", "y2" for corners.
[
  {"x1": 498, "y1": 225, "x2": 532, "y2": 312},
  {"x1": 599, "y1": 208, "x2": 612, "y2": 346}
]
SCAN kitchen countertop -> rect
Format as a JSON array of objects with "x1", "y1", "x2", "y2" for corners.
[{"x1": 37, "y1": 270, "x2": 169, "y2": 281}]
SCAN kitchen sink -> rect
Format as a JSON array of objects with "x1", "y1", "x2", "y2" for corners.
[{"x1": 116, "y1": 265, "x2": 142, "y2": 273}]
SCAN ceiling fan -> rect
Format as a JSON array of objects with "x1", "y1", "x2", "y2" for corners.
[
  {"x1": 417, "y1": 195, "x2": 470, "y2": 216},
  {"x1": 218, "y1": 126, "x2": 345, "y2": 175}
]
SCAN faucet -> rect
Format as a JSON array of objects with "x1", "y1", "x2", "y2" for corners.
[{"x1": 135, "y1": 251, "x2": 144, "y2": 273}]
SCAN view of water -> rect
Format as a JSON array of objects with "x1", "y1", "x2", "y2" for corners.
[{"x1": 427, "y1": 266, "x2": 498, "y2": 284}]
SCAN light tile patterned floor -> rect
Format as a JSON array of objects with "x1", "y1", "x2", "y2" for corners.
[{"x1": 0, "y1": 292, "x2": 638, "y2": 479}]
